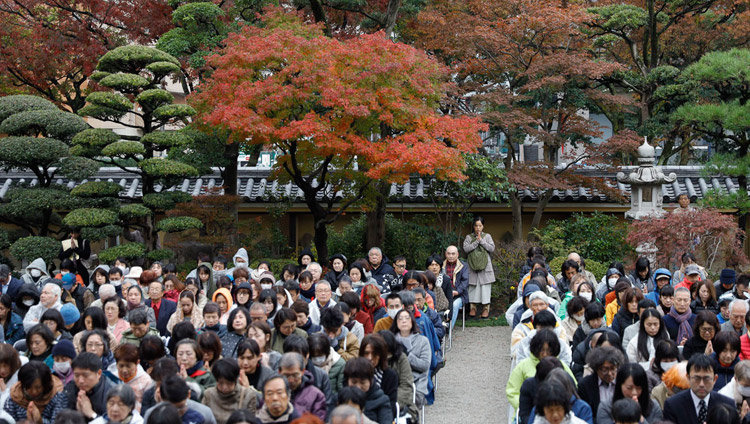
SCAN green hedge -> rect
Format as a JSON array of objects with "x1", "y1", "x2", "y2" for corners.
[
  {"x1": 156, "y1": 216, "x2": 203, "y2": 232},
  {"x1": 98, "y1": 243, "x2": 146, "y2": 262},
  {"x1": 10, "y1": 236, "x2": 59, "y2": 263}
]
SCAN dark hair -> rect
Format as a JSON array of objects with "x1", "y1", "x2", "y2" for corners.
[
  {"x1": 609, "y1": 261, "x2": 627, "y2": 277},
  {"x1": 595, "y1": 332, "x2": 624, "y2": 352},
  {"x1": 26, "y1": 323, "x2": 54, "y2": 353},
  {"x1": 320, "y1": 307, "x2": 344, "y2": 331},
  {"x1": 378, "y1": 330, "x2": 404, "y2": 362},
  {"x1": 282, "y1": 334, "x2": 309, "y2": 357},
  {"x1": 0, "y1": 344, "x2": 21, "y2": 376},
  {"x1": 693, "y1": 310, "x2": 720, "y2": 336},
  {"x1": 81, "y1": 329, "x2": 111, "y2": 357},
  {"x1": 55, "y1": 410, "x2": 88, "y2": 424},
  {"x1": 652, "y1": 339, "x2": 680, "y2": 375},
  {"x1": 611, "y1": 398, "x2": 642, "y2": 423},
  {"x1": 281, "y1": 264, "x2": 299, "y2": 280},
  {"x1": 72, "y1": 352, "x2": 102, "y2": 372},
  {"x1": 298, "y1": 271, "x2": 313, "y2": 282},
  {"x1": 337, "y1": 386, "x2": 366, "y2": 409},
  {"x1": 687, "y1": 354, "x2": 715, "y2": 375},
  {"x1": 635, "y1": 257, "x2": 651, "y2": 275},
  {"x1": 291, "y1": 299, "x2": 310, "y2": 316},
  {"x1": 145, "y1": 403, "x2": 182, "y2": 424},
  {"x1": 586, "y1": 346, "x2": 626, "y2": 371},
  {"x1": 623, "y1": 287, "x2": 645, "y2": 306},
  {"x1": 425, "y1": 255, "x2": 443, "y2": 270},
  {"x1": 533, "y1": 310, "x2": 557, "y2": 329},
  {"x1": 212, "y1": 358, "x2": 240, "y2": 381},
  {"x1": 175, "y1": 339, "x2": 203, "y2": 362},
  {"x1": 529, "y1": 328, "x2": 561, "y2": 358},
  {"x1": 167, "y1": 322, "x2": 197, "y2": 354},
  {"x1": 227, "y1": 307, "x2": 251, "y2": 334},
  {"x1": 149, "y1": 358, "x2": 179, "y2": 384},
  {"x1": 713, "y1": 330, "x2": 741, "y2": 356},
  {"x1": 226, "y1": 410, "x2": 260, "y2": 424},
  {"x1": 340, "y1": 292, "x2": 361, "y2": 312},
  {"x1": 613, "y1": 363, "x2": 652, "y2": 415},
  {"x1": 213, "y1": 255, "x2": 228, "y2": 267},
  {"x1": 705, "y1": 402, "x2": 741, "y2": 424},
  {"x1": 681, "y1": 252, "x2": 697, "y2": 264},
  {"x1": 638, "y1": 299, "x2": 656, "y2": 310},
  {"x1": 203, "y1": 302, "x2": 220, "y2": 317},
  {"x1": 40, "y1": 308, "x2": 65, "y2": 333},
  {"x1": 561, "y1": 259, "x2": 579, "y2": 274},
  {"x1": 637, "y1": 309, "x2": 668, "y2": 361},
  {"x1": 566, "y1": 296, "x2": 588, "y2": 317},
  {"x1": 389, "y1": 310, "x2": 418, "y2": 335},
  {"x1": 108, "y1": 267, "x2": 123, "y2": 277},
  {"x1": 360, "y1": 334, "x2": 389, "y2": 370},
  {"x1": 250, "y1": 321, "x2": 272, "y2": 352},
  {"x1": 160, "y1": 374, "x2": 190, "y2": 403},
  {"x1": 103, "y1": 296, "x2": 126, "y2": 319},
  {"x1": 237, "y1": 339, "x2": 261, "y2": 358},
  {"x1": 343, "y1": 357, "x2": 375, "y2": 382},
  {"x1": 198, "y1": 331, "x2": 222, "y2": 365},
  {"x1": 534, "y1": 356, "x2": 563, "y2": 383},
  {"x1": 535, "y1": 382, "x2": 570, "y2": 416},
  {"x1": 114, "y1": 343, "x2": 139, "y2": 364},
  {"x1": 83, "y1": 306, "x2": 107, "y2": 330},
  {"x1": 584, "y1": 302, "x2": 605, "y2": 322},
  {"x1": 284, "y1": 280, "x2": 300, "y2": 293},
  {"x1": 308, "y1": 333, "x2": 331, "y2": 358},
  {"x1": 139, "y1": 335, "x2": 166, "y2": 368},
  {"x1": 258, "y1": 289, "x2": 278, "y2": 312},
  {"x1": 527, "y1": 246, "x2": 544, "y2": 260},
  {"x1": 60, "y1": 259, "x2": 76, "y2": 273},
  {"x1": 18, "y1": 361, "x2": 54, "y2": 395}
]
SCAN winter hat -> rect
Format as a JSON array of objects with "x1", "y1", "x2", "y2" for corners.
[
  {"x1": 523, "y1": 284, "x2": 541, "y2": 299},
  {"x1": 61, "y1": 273, "x2": 76, "y2": 290},
  {"x1": 685, "y1": 264, "x2": 701, "y2": 276},
  {"x1": 653, "y1": 268, "x2": 672, "y2": 282},
  {"x1": 528, "y1": 290, "x2": 548, "y2": 305},
  {"x1": 720, "y1": 269, "x2": 736, "y2": 286},
  {"x1": 125, "y1": 266, "x2": 143, "y2": 280},
  {"x1": 606, "y1": 268, "x2": 621, "y2": 279},
  {"x1": 60, "y1": 303, "x2": 80, "y2": 326},
  {"x1": 51, "y1": 339, "x2": 76, "y2": 360}
]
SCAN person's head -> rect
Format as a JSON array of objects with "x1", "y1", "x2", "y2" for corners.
[
  {"x1": 197, "y1": 264, "x2": 212, "y2": 285},
  {"x1": 622, "y1": 287, "x2": 644, "y2": 314},
  {"x1": 472, "y1": 216, "x2": 484, "y2": 233},
  {"x1": 55, "y1": 410, "x2": 88, "y2": 424},
  {"x1": 639, "y1": 308, "x2": 665, "y2": 341},
  {"x1": 587, "y1": 346, "x2": 625, "y2": 385},
  {"x1": 26, "y1": 323, "x2": 54, "y2": 357},
  {"x1": 197, "y1": 330, "x2": 222, "y2": 365},
  {"x1": 534, "y1": 356, "x2": 563, "y2": 383},
  {"x1": 696, "y1": 280, "x2": 716, "y2": 304},
  {"x1": 583, "y1": 302, "x2": 605, "y2": 330},
  {"x1": 611, "y1": 398, "x2": 641, "y2": 424},
  {"x1": 298, "y1": 271, "x2": 314, "y2": 291},
  {"x1": 160, "y1": 374, "x2": 191, "y2": 414},
  {"x1": 114, "y1": 343, "x2": 140, "y2": 382},
  {"x1": 212, "y1": 255, "x2": 228, "y2": 271},
  {"x1": 306, "y1": 263, "x2": 322, "y2": 283},
  {"x1": 734, "y1": 360, "x2": 750, "y2": 395},
  {"x1": 108, "y1": 267, "x2": 123, "y2": 285},
  {"x1": 673, "y1": 286, "x2": 691, "y2": 314},
  {"x1": 714, "y1": 330, "x2": 741, "y2": 367},
  {"x1": 174, "y1": 339, "x2": 202, "y2": 370},
  {"x1": 40, "y1": 283, "x2": 61, "y2": 307},
  {"x1": 362, "y1": 284, "x2": 381, "y2": 311},
  {"x1": 390, "y1": 309, "x2": 418, "y2": 335},
  {"x1": 228, "y1": 307, "x2": 251, "y2": 334},
  {"x1": 103, "y1": 296, "x2": 126, "y2": 324},
  {"x1": 321, "y1": 306, "x2": 345, "y2": 340},
  {"x1": 308, "y1": 333, "x2": 331, "y2": 367},
  {"x1": 693, "y1": 310, "x2": 720, "y2": 342},
  {"x1": 658, "y1": 285, "x2": 674, "y2": 310},
  {"x1": 177, "y1": 290, "x2": 195, "y2": 317},
  {"x1": 344, "y1": 357, "x2": 374, "y2": 394},
  {"x1": 263, "y1": 376, "x2": 291, "y2": 417},
  {"x1": 82, "y1": 328, "x2": 110, "y2": 358},
  {"x1": 105, "y1": 383, "x2": 136, "y2": 422},
  {"x1": 139, "y1": 335, "x2": 166, "y2": 370},
  {"x1": 529, "y1": 328, "x2": 561, "y2": 360},
  {"x1": 561, "y1": 259, "x2": 579, "y2": 281},
  {"x1": 347, "y1": 264, "x2": 364, "y2": 284},
  {"x1": 18, "y1": 361, "x2": 55, "y2": 402},
  {"x1": 226, "y1": 409, "x2": 260, "y2": 424},
  {"x1": 532, "y1": 310, "x2": 557, "y2": 331},
  {"x1": 257, "y1": 289, "x2": 277, "y2": 316},
  {"x1": 236, "y1": 339, "x2": 262, "y2": 374},
  {"x1": 385, "y1": 293, "x2": 403, "y2": 319},
  {"x1": 662, "y1": 360, "x2": 690, "y2": 393},
  {"x1": 72, "y1": 352, "x2": 103, "y2": 392},
  {"x1": 331, "y1": 402, "x2": 364, "y2": 424},
  {"x1": 652, "y1": 339, "x2": 680, "y2": 375},
  {"x1": 566, "y1": 296, "x2": 588, "y2": 323},
  {"x1": 124, "y1": 309, "x2": 148, "y2": 340},
  {"x1": 148, "y1": 280, "x2": 164, "y2": 302},
  {"x1": 41, "y1": 308, "x2": 65, "y2": 335},
  {"x1": 445, "y1": 245, "x2": 459, "y2": 263},
  {"x1": 212, "y1": 358, "x2": 240, "y2": 395},
  {"x1": 273, "y1": 307, "x2": 298, "y2": 336},
  {"x1": 678, "y1": 193, "x2": 690, "y2": 208},
  {"x1": 279, "y1": 352, "x2": 305, "y2": 391},
  {"x1": 687, "y1": 354, "x2": 718, "y2": 398},
  {"x1": 233, "y1": 267, "x2": 250, "y2": 285},
  {"x1": 706, "y1": 403, "x2": 741, "y2": 424},
  {"x1": 291, "y1": 299, "x2": 311, "y2": 327},
  {"x1": 248, "y1": 321, "x2": 272, "y2": 352},
  {"x1": 124, "y1": 285, "x2": 142, "y2": 308},
  {"x1": 729, "y1": 298, "x2": 749, "y2": 331},
  {"x1": 360, "y1": 333, "x2": 389, "y2": 370},
  {"x1": 534, "y1": 382, "x2": 570, "y2": 424},
  {"x1": 528, "y1": 291, "x2": 549, "y2": 315},
  {"x1": 719, "y1": 298, "x2": 732, "y2": 320},
  {"x1": 367, "y1": 247, "x2": 383, "y2": 268},
  {"x1": 0, "y1": 294, "x2": 12, "y2": 321},
  {"x1": 314, "y1": 281, "x2": 332, "y2": 306},
  {"x1": 613, "y1": 363, "x2": 650, "y2": 415},
  {"x1": 0, "y1": 343, "x2": 21, "y2": 380},
  {"x1": 735, "y1": 275, "x2": 750, "y2": 299}
]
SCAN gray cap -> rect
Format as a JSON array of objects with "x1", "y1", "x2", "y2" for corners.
[{"x1": 685, "y1": 264, "x2": 701, "y2": 276}]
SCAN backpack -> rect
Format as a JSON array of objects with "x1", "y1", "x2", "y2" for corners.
[{"x1": 467, "y1": 234, "x2": 488, "y2": 271}]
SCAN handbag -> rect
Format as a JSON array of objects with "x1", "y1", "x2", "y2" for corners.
[{"x1": 467, "y1": 233, "x2": 488, "y2": 271}]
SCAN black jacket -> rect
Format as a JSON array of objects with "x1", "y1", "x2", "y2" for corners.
[
  {"x1": 611, "y1": 308, "x2": 638, "y2": 339},
  {"x1": 519, "y1": 377, "x2": 538, "y2": 424},
  {"x1": 663, "y1": 389, "x2": 734, "y2": 424},
  {"x1": 682, "y1": 335, "x2": 709, "y2": 360},
  {"x1": 64, "y1": 376, "x2": 115, "y2": 417},
  {"x1": 577, "y1": 374, "x2": 602, "y2": 419},
  {"x1": 363, "y1": 384, "x2": 393, "y2": 424}
]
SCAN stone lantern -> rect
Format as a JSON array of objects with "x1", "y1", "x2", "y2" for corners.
[{"x1": 617, "y1": 137, "x2": 677, "y2": 220}]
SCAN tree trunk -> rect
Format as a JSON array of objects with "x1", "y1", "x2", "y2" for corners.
[
  {"x1": 313, "y1": 215, "x2": 329, "y2": 267},
  {"x1": 529, "y1": 190, "x2": 554, "y2": 236},
  {"x1": 221, "y1": 142, "x2": 240, "y2": 247},
  {"x1": 366, "y1": 182, "x2": 389, "y2": 251},
  {"x1": 511, "y1": 192, "x2": 524, "y2": 241},
  {"x1": 384, "y1": 0, "x2": 402, "y2": 39}
]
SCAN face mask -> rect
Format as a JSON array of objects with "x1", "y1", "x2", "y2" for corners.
[
  {"x1": 111, "y1": 279, "x2": 122, "y2": 287},
  {"x1": 572, "y1": 314, "x2": 584, "y2": 322},
  {"x1": 60, "y1": 271, "x2": 69, "y2": 276},
  {"x1": 387, "y1": 309, "x2": 399, "y2": 320},
  {"x1": 53, "y1": 361, "x2": 71, "y2": 374},
  {"x1": 30, "y1": 269, "x2": 41, "y2": 278},
  {"x1": 261, "y1": 284, "x2": 272, "y2": 291},
  {"x1": 311, "y1": 356, "x2": 326, "y2": 367},
  {"x1": 579, "y1": 292, "x2": 592, "y2": 301},
  {"x1": 661, "y1": 361, "x2": 677, "y2": 372},
  {"x1": 22, "y1": 299, "x2": 35, "y2": 306},
  {"x1": 738, "y1": 385, "x2": 750, "y2": 397},
  {"x1": 608, "y1": 277, "x2": 618, "y2": 286}
]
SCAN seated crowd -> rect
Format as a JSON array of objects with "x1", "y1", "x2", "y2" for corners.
[
  {"x1": 0, "y1": 243, "x2": 470, "y2": 424},
  {"x1": 506, "y1": 248, "x2": 750, "y2": 424}
]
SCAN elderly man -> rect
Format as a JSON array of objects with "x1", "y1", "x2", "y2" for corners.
[
  {"x1": 278, "y1": 352, "x2": 326, "y2": 421},
  {"x1": 306, "y1": 262, "x2": 323, "y2": 284},
  {"x1": 578, "y1": 346, "x2": 627, "y2": 416},
  {"x1": 257, "y1": 375, "x2": 301, "y2": 424},
  {"x1": 367, "y1": 247, "x2": 394, "y2": 288},
  {"x1": 721, "y1": 299, "x2": 748, "y2": 336},
  {"x1": 663, "y1": 286, "x2": 697, "y2": 344},
  {"x1": 308, "y1": 280, "x2": 336, "y2": 326},
  {"x1": 414, "y1": 287, "x2": 445, "y2": 341},
  {"x1": 511, "y1": 290, "x2": 567, "y2": 352},
  {"x1": 23, "y1": 282, "x2": 62, "y2": 331},
  {"x1": 555, "y1": 252, "x2": 597, "y2": 289},
  {"x1": 443, "y1": 245, "x2": 469, "y2": 330},
  {"x1": 145, "y1": 280, "x2": 177, "y2": 336},
  {"x1": 88, "y1": 284, "x2": 116, "y2": 310},
  {"x1": 330, "y1": 405, "x2": 364, "y2": 424}
]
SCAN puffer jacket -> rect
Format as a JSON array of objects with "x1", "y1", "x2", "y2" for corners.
[
  {"x1": 20, "y1": 258, "x2": 51, "y2": 292},
  {"x1": 329, "y1": 326, "x2": 359, "y2": 361},
  {"x1": 611, "y1": 307, "x2": 638, "y2": 339},
  {"x1": 119, "y1": 327, "x2": 160, "y2": 348},
  {"x1": 291, "y1": 371, "x2": 327, "y2": 421},
  {"x1": 220, "y1": 331, "x2": 245, "y2": 359},
  {"x1": 570, "y1": 328, "x2": 617, "y2": 381},
  {"x1": 363, "y1": 383, "x2": 393, "y2": 424}
]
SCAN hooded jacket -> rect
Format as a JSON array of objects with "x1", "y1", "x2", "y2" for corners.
[
  {"x1": 23, "y1": 297, "x2": 62, "y2": 332},
  {"x1": 20, "y1": 257, "x2": 50, "y2": 293},
  {"x1": 88, "y1": 264, "x2": 110, "y2": 297},
  {"x1": 230, "y1": 248, "x2": 253, "y2": 274},
  {"x1": 12, "y1": 282, "x2": 39, "y2": 317},
  {"x1": 166, "y1": 296, "x2": 205, "y2": 334},
  {"x1": 290, "y1": 371, "x2": 327, "y2": 421},
  {"x1": 197, "y1": 262, "x2": 217, "y2": 300},
  {"x1": 329, "y1": 325, "x2": 360, "y2": 361},
  {"x1": 212, "y1": 288, "x2": 234, "y2": 325},
  {"x1": 369, "y1": 256, "x2": 395, "y2": 291}
]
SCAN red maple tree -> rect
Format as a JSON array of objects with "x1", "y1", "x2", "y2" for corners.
[{"x1": 191, "y1": 9, "x2": 485, "y2": 262}]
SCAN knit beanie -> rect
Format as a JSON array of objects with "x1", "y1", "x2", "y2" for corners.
[{"x1": 60, "y1": 303, "x2": 80, "y2": 326}]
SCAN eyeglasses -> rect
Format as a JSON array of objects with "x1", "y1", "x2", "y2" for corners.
[
  {"x1": 86, "y1": 342, "x2": 104, "y2": 348},
  {"x1": 700, "y1": 327, "x2": 716, "y2": 334},
  {"x1": 599, "y1": 366, "x2": 618, "y2": 375},
  {"x1": 690, "y1": 375, "x2": 714, "y2": 384}
]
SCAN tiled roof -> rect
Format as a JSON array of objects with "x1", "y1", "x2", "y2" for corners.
[{"x1": 0, "y1": 166, "x2": 742, "y2": 204}]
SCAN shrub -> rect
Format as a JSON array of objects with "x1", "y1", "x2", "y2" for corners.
[
  {"x1": 10, "y1": 236, "x2": 59, "y2": 263},
  {"x1": 63, "y1": 208, "x2": 119, "y2": 228},
  {"x1": 532, "y1": 212, "x2": 630, "y2": 264},
  {"x1": 71, "y1": 181, "x2": 122, "y2": 198},
  {"x1": 81, "y1": 225, "x2": 122, "y2": 241},
  {"x1": 548, "y1": 256, "x2": 607, "y2": 282},
  {"x1": 156, "y1": 216, "x2": 203, "y2": 232},
  {"x1": 147, "y1": 249, "x2": 175, "y2": 261},
  {"x1": 119, "y1": 204, "x2": 152, "y2": 219},
  {"x1": 98, "y1": 243, "x2": 146, "y2": 263}
]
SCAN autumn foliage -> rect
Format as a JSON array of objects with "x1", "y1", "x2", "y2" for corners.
[{"x1": 627, "y1": 209, "x2": 748, "y2": 272}]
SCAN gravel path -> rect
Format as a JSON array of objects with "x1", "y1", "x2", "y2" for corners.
[{"x1": 424, "y1": 326, "x2": 512, "y2": 424}]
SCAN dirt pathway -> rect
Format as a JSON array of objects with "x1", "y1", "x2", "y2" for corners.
[{"x1": 424, "y1": 326, "x2": 512, "y2": 423}]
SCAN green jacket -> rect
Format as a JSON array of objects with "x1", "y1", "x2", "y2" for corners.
[
  {"x1": 329, "y1": 356, "x2": 346, "y2": 395},
  {"x1": 505, "y1": 354, "x2": 576, "y2": 410},
  {"x1": 188, "y1": 370, "x2": 217, "y2": 400},
  {"x1": 119, "y1": 327, "x2": 160, "y2": 347},
  {"x1": 270, "y1": 328, "x2": 307, "y2": 353}
]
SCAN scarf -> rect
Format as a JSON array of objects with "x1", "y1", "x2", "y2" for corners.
[
  {"x1": 668, "y1": 306, "x2": 694, "y2": 343},
  {"x1": 435, "y1": 273, "x2": 444, "y2": 288},
  {"x1": 10, "y1": 375, "x2": 63, "y2": 409},
  {"x1": 188, "y1": 360, "x2": 207, "y2": 377},
  {"x1": 300, "y1": 284, "x2": 316, "y2": 301},
  {"x1": 102, "y1": 413, "x2": 133, "y2": 424}
]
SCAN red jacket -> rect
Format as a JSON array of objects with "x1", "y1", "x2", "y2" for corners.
[
  {"x1": 740, "y1": 333, "x2": 750, "y2": 361},
  {"x1": 675, "y1": 277, "x2": 698, "y2": 291}
]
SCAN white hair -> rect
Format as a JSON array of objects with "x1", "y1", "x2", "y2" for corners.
[
  {"x1": 44, "y1": 283, "x2": 61, "y2": 297},
  {"x1": 307, "y1": 262, "x2": 322, "y2": 272},
  {"x1": 730, "y1": 298, "x2": 750, "y2": 314},
  {"x1": 330, "y1": 405, "x2": 362, "y2": 424},
  {"x1": 316, "y1": 281, "x2": 331, "y2": 290},
  {"x1": 99, "y1": 284, "x2": 116, "y2": 300},
  {"x1": 368, "y1": 247, "x2": 382, "y2": 255}
]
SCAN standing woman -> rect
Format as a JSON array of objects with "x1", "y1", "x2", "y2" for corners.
[
  {"x1": 462, "y1": 216, "x2": 495, "y2": 319},
  {"x1": 58, "y1": 226, "x2": 91, "y2": 283}
]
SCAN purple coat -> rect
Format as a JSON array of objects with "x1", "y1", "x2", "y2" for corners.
[{"x1": 291, "y1": 371, "x2": 327, "y2": 421}]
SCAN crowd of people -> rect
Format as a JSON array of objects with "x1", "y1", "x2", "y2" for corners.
[
  {"x1": 505, "y1": 246, "x2": 750, "y2": 424},
  {"x1": 0, "y1": 220, "x2": 493, "y2": 424}
]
